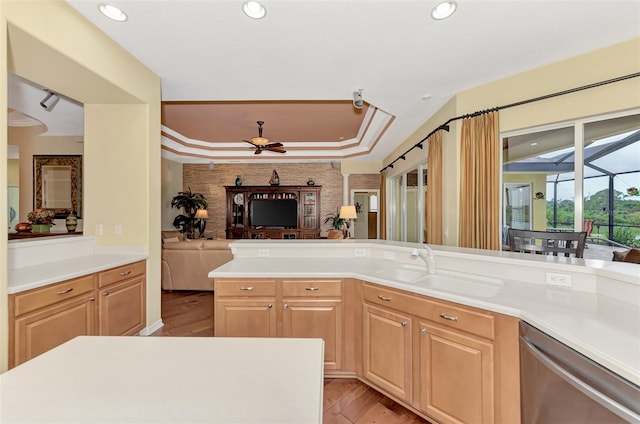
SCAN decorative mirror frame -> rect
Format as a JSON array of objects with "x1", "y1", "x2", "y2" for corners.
[{"x1": 33, "y1": 155, "x2": 82, "y2": 219}]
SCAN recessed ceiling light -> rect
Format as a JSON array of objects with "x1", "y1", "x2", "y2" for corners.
[
  {"x1": 530, "y1": 142, "x2": 539, "y2": 146},
  {"x1": 98, "y1": 4, "x2": 127, "y2": 22},
  {"x1": 421, "y1": 93, "x2": 432, "y2": 100},
  {"x1": 243, "y1": 1, "x2": 266, "y2": 19},
  {"x1": 431, "y1": 1, "x2": 457, "y2": 20}
]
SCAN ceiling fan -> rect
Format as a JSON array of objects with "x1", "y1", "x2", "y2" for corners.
[{"x1": 243, "y1": 121, "x2": 286, "y2": 154}]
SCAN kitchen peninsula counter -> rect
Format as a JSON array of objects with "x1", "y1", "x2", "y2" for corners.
[
  {"x1": 0, "y1": 336, "x2": 324, "y2": 423},
  {"x1": 209, "y1": 239, "x2": 640, "y2": 386}
]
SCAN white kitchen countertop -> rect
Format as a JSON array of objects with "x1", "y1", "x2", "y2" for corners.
[
  {"x1": 0, "y1": 336, "x2": 325, "y2": 423},
  {"x1": 8, "y1": 254, "x2": 147, "y2": 294},
  {"x1": 209, "y1": 247, "x2": 640, "y2": 387}
]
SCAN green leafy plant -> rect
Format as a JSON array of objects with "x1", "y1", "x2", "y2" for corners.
[
  {"x1": 323, "y1": 208, "x2": 347, "y2": 231},
  {"x1": 171, "y1": 188, "x2": 208, "y2": 239}
]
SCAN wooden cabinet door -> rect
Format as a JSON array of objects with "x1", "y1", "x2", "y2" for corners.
[
  {"x1": 215, "y1": 298, "x2": 277, "y2": 337},
  {"x1": 98, "y1": 276, "x2": 146, "y2": 336},
  {"x1": 362, "y1": 304, "x2": 413, "y2": 401},
  {"x1": 281, "y1": 299, "x2": 342, "y2": 370},
  {"x1": 418, "y1": 321, "x2": 494, "y2": 424},
  {"x1": 13, "y1": 295, "x2": 96, "y2": 366}
]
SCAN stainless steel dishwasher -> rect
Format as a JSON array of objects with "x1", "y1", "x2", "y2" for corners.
[{"x1": 520, "y1": 321, "x2": 640, "y2": 423}]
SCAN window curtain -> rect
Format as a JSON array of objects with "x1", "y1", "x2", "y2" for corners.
[
  {"x1": 426, "y1": 131, "x2": 443, "y2": 245},
  {"x1": 379, "y1": 170, "x2": 387, "y2": 240},
  {"x1": 458, "y1": 111, "x2": 501, "y2": 250}
]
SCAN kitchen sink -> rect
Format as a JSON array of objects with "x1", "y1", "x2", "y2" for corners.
[
  {"x1": 418, "y1": 271, "x2": 505, "y2": 298},
  {"x1": 374, "y1": 264, "x2": 427, "y2": 283}
]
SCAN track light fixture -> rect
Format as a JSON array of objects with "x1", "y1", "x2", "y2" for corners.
[
  {"x1": 416, "y1": 143, "x2": 424, "y2": 149},
  {"x1": 40, "y1": 91, "x2": 60, "y2": 111},
  {"x1": 353, "y1": 89, "x2": 364, "y2": 109},
  {"x1": 400, "y1": 155, "x2": 406, "y2": 160},
  {"x1": 388, "y1": 163, "x2": 394, "y2": 169}
]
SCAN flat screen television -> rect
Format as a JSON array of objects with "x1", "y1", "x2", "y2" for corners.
[{"x1": 250, "y1": 199, "x2": 298, "y2": 228}]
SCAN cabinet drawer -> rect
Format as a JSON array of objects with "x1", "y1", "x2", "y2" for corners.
[
  {"x1": 13, "y1": 275, "x2": 95, "y2": 316},
  {"x1": 363, "y1": 283, "x2": 494, "y2": 340},
  {"x1": 98, "y1": 261, "x2": 146, "y2": 288},
  {"x1": 282, "y1": 279, "x2": 342, "y2": 297},
  {"x1": 214, "y1": 279, "x2": 276, "y2": 296}
]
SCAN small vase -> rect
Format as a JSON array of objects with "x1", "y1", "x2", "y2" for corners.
[
  {"x1": 235, "y1": 175, "x2": 243, "y2": 187},
  {"x1": 32, "y1": 224, "x2": 50, "y2": 234},
  {"x1": 66, "y1": 211, "x2": 78, "y2": 232}
]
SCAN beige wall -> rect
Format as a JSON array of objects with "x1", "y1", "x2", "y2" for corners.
[
  {"x1": 384, "y1": 38, "x2": 640, "y2": 246},
  {"x1": 161, "y1": 158, "x2": 183, "y2": 230},
  {"x1": 1, "y1": 0, "x2": 161, "y2": 372},
  {"x1": 9, "y1": 128, "x2": 83, "y2": 222},
  {"x1": 503, "y1": 174, "x2": 548, "y2": 231}
]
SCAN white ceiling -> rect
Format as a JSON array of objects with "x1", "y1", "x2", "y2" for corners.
[{"x1": 13, "y1": 1, "x2": 640, "y2": 163}]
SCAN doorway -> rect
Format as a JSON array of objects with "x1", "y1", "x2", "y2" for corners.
[{"x1": 351, "y1": 190, "x2": 379, "y2": 239}]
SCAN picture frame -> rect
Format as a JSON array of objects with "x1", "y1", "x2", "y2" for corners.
[{"x1": 33, "y1": 155, "x2": 82, "y2": 219}]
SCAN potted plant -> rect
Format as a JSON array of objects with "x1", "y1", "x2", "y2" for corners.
[
  {"x1": 323, "y1": 208, "x2": 348, "y2": 238},
  {"x1": 171, "y1": 188, "x2": 208, "y2": 239},
  {"x1": 27, "y1": 208, "x2": 56, "y2": 233}
]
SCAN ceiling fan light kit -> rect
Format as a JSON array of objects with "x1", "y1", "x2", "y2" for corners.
[{"x1": 244, "y1": 121, "x2": 287, "y2": 155}]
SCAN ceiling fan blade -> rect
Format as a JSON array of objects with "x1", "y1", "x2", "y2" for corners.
[
  {"x1": 243, "y1": 139, "x2": 256, "y2": 146},
  {"x1": 266, "y1": 142, "x2": 283, "y2": 148},
  {"x1": 254, "y1": 148, "x2": 262, "y2": 155},
  {"x1": 267, "y1": 147, "x2": 287, "y2": 154}
]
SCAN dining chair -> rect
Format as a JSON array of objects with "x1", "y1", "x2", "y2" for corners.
[{"x1": 507, "y1": 229, "x2": 587, "y2": 258}]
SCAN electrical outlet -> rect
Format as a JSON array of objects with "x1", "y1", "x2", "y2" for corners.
[
  {"x1": 258, "y1": 249, "x2": 270, "y2": 257},
  {"x1": 114, "y1": 224, "x2": 122, "y2": 235},
  {"x1": 95, "y1": 224, "x2": 103, "y2": 236},
  {"x1": 354, "y1": 249, "x2": 366, "y2": 257},
  {"x1": 383, "y1": 251, "x2": 395, "y2": 260},
  {"x1": 546, "y1": 272, "x2": 572, "y2": 288}
]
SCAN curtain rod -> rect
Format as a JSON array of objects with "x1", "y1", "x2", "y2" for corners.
[{"x1": 380, "y1": 72, "x2": 640, "y2": 173}]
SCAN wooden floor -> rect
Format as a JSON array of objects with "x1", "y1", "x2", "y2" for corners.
[{"x1": 156, "y1": 290, "x2": 430, "y2": 424}]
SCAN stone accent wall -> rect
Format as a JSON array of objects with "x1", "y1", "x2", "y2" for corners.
[
  {"x1": 182, "y1": 163, "x2": 346, "y2": 238},
  {"x1": 348, "y1": 174, "x2": 380, "y2": 191}
]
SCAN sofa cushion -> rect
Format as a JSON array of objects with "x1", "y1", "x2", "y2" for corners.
[
  {"x1": 203, "y1": 239, "x2": 233, "y2": 250},
  {"x1": 162, "y1": 230, "x2": 183, "y2": 242},
  {"x1": 163, "y1": 240, "x2": 204, "y2": 250}
]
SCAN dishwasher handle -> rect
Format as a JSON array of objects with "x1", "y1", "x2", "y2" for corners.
[{"x1": 521, "y1": 336, "x2": 640, "y2": 423}]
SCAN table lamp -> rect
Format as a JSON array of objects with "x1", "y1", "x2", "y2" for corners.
[
  {"x1": 195, "y1": 209, "x2": 209, "y2": 238},
  {"x1": 339, "y1": 205, "x2": 357, "y2": 239}
]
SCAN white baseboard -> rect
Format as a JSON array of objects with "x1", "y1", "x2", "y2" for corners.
[{"x1": 139, "y1": 319, "x2": 164, "y2": 336}]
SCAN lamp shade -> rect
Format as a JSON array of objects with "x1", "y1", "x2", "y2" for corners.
[
  {"x1": 195, "y1": 209, "x2": 209, "y2": 219},
  {"x1": 339, "y1": 205, "x2": 357, "y2": 219}
]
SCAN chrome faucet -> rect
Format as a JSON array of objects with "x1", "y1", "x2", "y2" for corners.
[{"x1": 411, "y1": 245, "x2": 436, "y2": 274}]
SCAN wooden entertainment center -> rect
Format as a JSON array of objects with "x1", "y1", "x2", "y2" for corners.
[{"x1": 225, "y1": 185, "x2": 321, "y2": 239}]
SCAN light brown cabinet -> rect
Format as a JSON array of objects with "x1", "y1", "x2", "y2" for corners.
[
  {"x1": 9, "y1": 261, "x2": 146, "y2": 368},
  {"x1": 362, "y1": 282, "x2": 519, "y2": 424},
  {"x1": 418, "y1": 321, "x2": 494, "y2": 424},
  {"x1": 214, "y1": 278, "x2": 344, "y2": 371},
  {"x1": 97, "y1": 261, "x2": 146, "y2": 336},
  {"x1": 362, "y1": 303, "x2": 413, "y2": 401}
]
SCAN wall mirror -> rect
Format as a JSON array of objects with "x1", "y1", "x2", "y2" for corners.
[{"x1": 34, "y1": 155, "x2": 82, "y2": 218}]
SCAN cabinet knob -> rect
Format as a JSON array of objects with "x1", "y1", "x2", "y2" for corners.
[
  {"x1": 377, "y1": 295, "x2": 392, "y2": 301},
  {"x1": 401, "y1": 321, "x2": 408, "y2": 327},
  {"x1": 268, "y1": 304, "x2": 273, "y2": 309},
  {"x1": 89, "y1": 296, "x2": 96, "y2": 302},
  {"x1": 120, "y1": 270, "x2": 132, "y2": 276},
  {"x1": 420, "y1": 328, "x2": 427, "y2": 335},
  {"x1": 240, "y1": 286, "x2": 254, "y2": 291},
  {"x1": 439, "y1": 313, "x2": 458, "y2": 322},
  {"x1": 103, "y1": 291, "x2": 110, "y2": 296},
  {"x1": 56, "y1": 288, "x2": 74, "y2": 295},
  {"x1": 283, "y1": 303, "x2": 289, "y2": 309}
]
